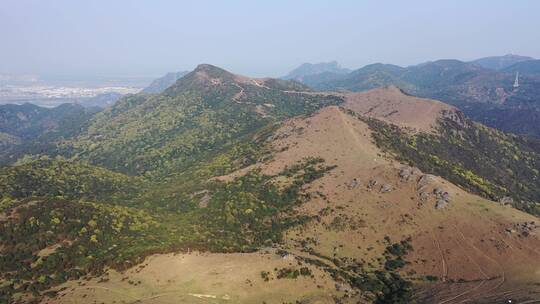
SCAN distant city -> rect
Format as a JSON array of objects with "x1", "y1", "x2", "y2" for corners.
[{"x1": 0, "y1": 73, "x2": 153, "y2": 108}]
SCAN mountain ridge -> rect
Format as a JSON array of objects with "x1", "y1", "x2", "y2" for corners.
[
  {"x1": 0, "y1": 64, "x2": 539, "y2": 304},
  {"x1": 471, "y1": 54, "x2": 535, "y2": 70},
  {"x1": 142, "y1": 70, "x2": 189, "y2": 93}
]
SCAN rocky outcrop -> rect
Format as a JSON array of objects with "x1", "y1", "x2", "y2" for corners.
[
  {"x1": 506, "y1": 221, "x2": 538, "y2": 237},
  {"x1": 441, "y1": 109, "x2": 468, "y2": 128},
  {"x1": 433, "y1": 188, "x2": 450, "y2": 209},
  {"x1": 417, "y1": 174, "x2": 434, "y2": 191}
]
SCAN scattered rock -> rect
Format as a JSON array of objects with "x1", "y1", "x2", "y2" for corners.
[
  {"x1": 441, "y1": 109, "x2": 468, "y2": 128},
  {"x1": 440, "y1": 192, "x2": 450, "y2": 201},
  {"x1": 348, "y1": 178, "x2": 360, "y2": 189},
  {"x1": 433, "y1": 188, "x2": 444, "y2": 195},
  {"x1": 335, "y1": 282, "x2": 353, "y2": 293},
  {"x1": 435, "y1": 200, "x2": 449, "y2": 210},
  {"x1": 198, "y1": 193, "x2": 212, "y2": 208},
  {"x1": 505, "y1": 228, "x2": 516, "y2": 234},
  {"x1": 377, "y1": 201, "x2": 393, "y2": 209},
  {"x1": 419, "y1": 192, "x2": 430, "y2": 201},
  {"x1": 509, "y1": 221, "x2": 538, "y2": 237},
  {"x1": 499, "y1": 196, "x2": 514, "y2": 206},
  {"x1": 399, "y1": 168, "x2": 412, "y2": 181},
  {"x1": 367, "y1": 179, "x2": 378, "y2": 190},
  {"x1": 380, "y1": 184, "x2": 393, "y2": 193},
  {"x1": 281, "y1": 254, "x2": 295, "y2": 261},
  {"x1": 433, "y1": 188, "x2": 450, "y2": 201}
]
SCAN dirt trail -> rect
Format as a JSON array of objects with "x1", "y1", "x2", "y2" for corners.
[
  {"x1": 438, "y1": 226, "x2": 507, "y2": 304},
  {"x1": 436, "y1": 234, "x2": 491, "y2": 304},
  {"x1": 430, "y1": 231, "x2": 448, "y2": 282},
  {"x1": 337, "y1": 108, "x2": 369, "y2": 151},
  {"x1": 232, "y1": 83, "x2": 245, "y2": 102}
]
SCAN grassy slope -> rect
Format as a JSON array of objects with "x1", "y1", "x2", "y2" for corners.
[{"x1": 353, "y1": 110, "x2": 540, "y2": 215}]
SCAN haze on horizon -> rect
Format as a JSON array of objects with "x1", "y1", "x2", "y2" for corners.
[{"x1": 1, "y1": 0, "x2": 539, "y2": 78}]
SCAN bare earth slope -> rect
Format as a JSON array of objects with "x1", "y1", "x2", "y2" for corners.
[
  {"x1": 47, "y1": 88, "x2": 540, "y2": 304},
  {"x1": 343, "y1": 85, "x2": 458, "y2": 133}
]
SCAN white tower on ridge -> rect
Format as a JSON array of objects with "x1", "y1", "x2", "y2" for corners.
[{"x1": 513, "y1": 72, "x2": 520, "y2": 88}]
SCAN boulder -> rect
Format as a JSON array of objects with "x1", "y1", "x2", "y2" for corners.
[
  {"x1": 417, "y1": 175, "x2": 434, "y2": 190},
  {"x1": 349, "y1": 178, "x2": 360, "y2": 189},
  {"x1": 367, "y1": 179, "x2": 378, "y2": 190},
  {"x1": 198, "y1": 193, "x2": 212, "y2": 208},
  {"x1": 435, "y1": 199, "x2": 449, "y2": 210},
  {"x1": 380, "y1": 184, "x2": 393, "y2": 193},
  {"x1": 433, "y1": 188, "x2": 450, "y2": 201},
  {"x1": 399, "y1": 168, "x2": 412, "y2": 181},
  {"x1": 419, "y1": 192, "x2": 430, "y2": 201},
  {"x1": 440, "y1": 192, "x2": 450, "y2": 201}
]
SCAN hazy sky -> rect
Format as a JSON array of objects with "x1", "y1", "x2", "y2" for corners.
[{"x1": 2, "y1": 0, "x2": 539, "y2": 78}]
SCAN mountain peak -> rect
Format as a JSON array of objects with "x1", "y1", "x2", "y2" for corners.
[
  {"x1": 283, "y1": 61, "x2": 351, "y2": 80},
  {"x1": 194, "y1": 63, "x2": 227, "y2": 72},
  {"x1": 192, "y1": 63, "x2": 235, "y2": 79},
  {"x1": 162, "y1": 64, "x2": 239, "y2": 95}
]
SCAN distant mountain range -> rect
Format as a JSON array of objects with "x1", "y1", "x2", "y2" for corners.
[
  {"x1": 286, "y1": 56, "x2": 540, "y2": 138},
  {"x1": 502, "y1": 59, "x2": 540, "y2": 75},
  {"x1": 470, "y1": 54, "x2": 534, "y2": 70},
  {"x1": 282, "y1": 61, "x2": 351, "y2": 81}
]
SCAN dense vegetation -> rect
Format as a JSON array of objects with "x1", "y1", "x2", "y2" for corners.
[
  {"x1": 67, "y1": 65, "x2": 341, "y2": 175},
  {"x1": 0, "y1": 198, "x2": 157, "y2": 302},
  {"x1": 0, "y1": 157, "x2": 140, "y2": 202},
  {"x1": 0, "y1": 103, "x2": 98, "y2": 166},
  {"x1": 294, "y1": 237, "x2": 414, "y2": 303},
  {"x1": 0, "y1": 153, "x2": 335, "y2": 302},
  {"x1": 349, "y1": 108, "x2": 540, "y2": 215}
]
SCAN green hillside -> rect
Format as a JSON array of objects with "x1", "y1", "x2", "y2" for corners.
[{"x1": 67, "y1": 64, "x2": 341, "y2": 175}]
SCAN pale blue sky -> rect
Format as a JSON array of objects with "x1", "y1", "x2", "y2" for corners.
[{"x1": 1, "y1": 0, "x2": 539, "y2": 77}]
